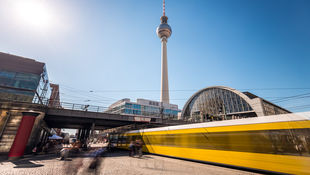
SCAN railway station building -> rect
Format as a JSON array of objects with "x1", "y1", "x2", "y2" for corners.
[{"x1": 181, "y1": 86, "x2": 290, "y2": 122}]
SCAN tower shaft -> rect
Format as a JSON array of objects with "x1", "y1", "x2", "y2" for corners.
[
  {"x1": 160, "y1": 37, "x2": 169, "y2": 104},
  {"x1": 157, "y1": 0, "x2": 171, "y2": 104}
]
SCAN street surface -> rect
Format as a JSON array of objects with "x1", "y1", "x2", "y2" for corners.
[{"x1": 0, "y1": 150, "x2": 261, "y2": 175}]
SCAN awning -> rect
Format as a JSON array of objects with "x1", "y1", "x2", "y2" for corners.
[{"x1": 48, "y1": 134, "x2": 63, "y2": 140}]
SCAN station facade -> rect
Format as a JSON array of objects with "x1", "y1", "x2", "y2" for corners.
[
  {"x1": 181, "y1": 86, "x2": 290, "y2": 122},
  {"x1": 106, "y1": 98, "x2": 180, "y2": 119}
]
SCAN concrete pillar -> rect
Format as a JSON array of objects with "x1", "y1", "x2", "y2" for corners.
[
  {"x1": 77, "y1": 129, "x2": 81, "y2": 140},
  {"x1": 80, "y1": 129, "x2": 85, "y2": 141},
  {"x1": 85, "y1": 129, "x2": 90, "y2": 140},
  {"x1": 39, "y1": 130, "x2": 46, "y2": 143},
  {"x1": 160, "y1": 37, "x2": 169, "y2": 104},
  {"x1": 91, "y1": 122, "x2": 95, "y2": 137},
  {"x1": 41, "y1": 131, "x2": 46, "y2": 143},
  {"x1": 8, "y1": 112, "x2": 40, "y2": 160},
  {"x1": 249, "y1": 98, "x2": 265, "y2": 116},
  {"x1": 43, "y1": 131, "x2": 49, "y2": 143}
]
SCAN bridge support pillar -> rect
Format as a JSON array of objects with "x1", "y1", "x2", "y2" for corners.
[
  {"x1": 41, "y1": 130, "x2": 48, "y2": 145},
  {"x1": 85, "y1": 129, "x2": 90, "y2": 140},
  {"x1": 77, "y1": 129, "x2": 80, "y2": 140},
  {"x1": 8, "y1": 112, "x2": 40, "y2": 160},
  {"x1": 91, "y1": 123, "x2": 95, "y2": 137},
  {"x1": 39, "y1": 130, "x2": 45, "y2": 144},
  {"x1": 80, "y1": 129, "x2": 85, "y2": 141},
  {"x1": 77, "y1": 129, "x2": 81, "y2": 140},
  {"x1": 44, "y1": 131, "x2": 49, "y2": 143}
]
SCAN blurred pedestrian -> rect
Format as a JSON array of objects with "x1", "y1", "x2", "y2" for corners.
[
  {"x1": 60, "y1": 148, "x2": 69, "y2": 160},
  {"x1": 32, "y1": 146, "x2": 37, "y2": 155},
  {"x1": 88, "y1": 147, "x2": 106, "y2": 170},
  {"x1": 43, "y1": 141, "x2": 50, "y2": 154},
  {"x1": 135, "y1": 139, "x2": 143, "y2": 158},
  {"x1": 128, "y1": 141, "x2": 135, "y2": 157}
]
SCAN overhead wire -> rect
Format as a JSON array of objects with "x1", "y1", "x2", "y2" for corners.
[
  {"x1": 60, "y1": 85, "x2": 117, "y2": 101},
  {"x1": 52, "y1": 82, "x2": 310, "y2": 112},
  {"x1": 270, "y1": 93, "x2": 310, "y2": 103},
  {"x1": 56, "y1": 85, "x2": 310, "y2": 93},
  {"x1": 285, "y1": 104, "x2": 310, "y2": 109}
]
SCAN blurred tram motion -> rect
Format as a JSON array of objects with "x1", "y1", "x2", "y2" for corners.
[{"x1": 110, "y1": 112, "x2": 310, "y2": 174}]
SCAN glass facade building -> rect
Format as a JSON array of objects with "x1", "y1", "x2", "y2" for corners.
[
  {"x1": 106, "y1": 98, "x2": 180, "y2": 119},
  {"x1": 0, "y1": 52, "x2": 51, "y2": 104},
  {"x1": 182, "y1": 86, "x2": 290, "y2": 122}
]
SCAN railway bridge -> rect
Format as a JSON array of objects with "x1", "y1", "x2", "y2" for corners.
[{"x1": 0, "y1": 100, "x2": 179, "y2": 160}]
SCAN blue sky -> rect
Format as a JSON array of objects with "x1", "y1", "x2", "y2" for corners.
[{"x1": 0, "y1": 0, "x2": 309, "y2": 112}]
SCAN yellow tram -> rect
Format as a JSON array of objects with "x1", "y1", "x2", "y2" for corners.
[{"x1": 111, "y1": 112, "x2": 310, "y2": 174}]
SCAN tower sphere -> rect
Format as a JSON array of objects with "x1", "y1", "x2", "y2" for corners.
[
  {"x1": 156, "y1": 23, "x2": 172, "y2": 39},
  {"x1": 157, "y1": 15, "x2": 172, "y2": 39}
]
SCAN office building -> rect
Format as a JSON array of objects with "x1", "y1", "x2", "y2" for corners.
[
  {"x1": 106, "y1": 98, "x2": 180, "y2": 119},
  {"x1": 0, "y1": 52, "x2": 51, "y2": 103}
]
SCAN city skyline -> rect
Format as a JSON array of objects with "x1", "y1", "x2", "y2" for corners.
[{"x1": 0, "y1": 0, "x2": 309, "y2": 112}]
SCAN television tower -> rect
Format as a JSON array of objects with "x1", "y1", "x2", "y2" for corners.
[{"x1": 157, "y1": 0, "x2": 172, "y2": 104}]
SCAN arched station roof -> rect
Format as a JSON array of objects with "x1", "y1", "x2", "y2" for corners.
[{"x1": 181, "y1": 86, "x2": 259, "y2": 119}]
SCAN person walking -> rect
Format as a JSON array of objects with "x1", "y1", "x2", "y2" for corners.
[
  {"x1": 135, "y1": 139, "x2": 143, "y2": 158},
  {"x1": 60, "y1": 148, "x2": 69, "y2": 160},
  {"x1": 128, "y1": 141, "x2": 135, "y2": 157}
]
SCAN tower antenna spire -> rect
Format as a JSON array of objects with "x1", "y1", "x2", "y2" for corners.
[{"x1": 163, "y1": 0, "x2": 165, "y2": 16}]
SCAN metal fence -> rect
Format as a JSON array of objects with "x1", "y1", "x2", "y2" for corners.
[
  {"x1": 0, "y1": 98, "x2": 164, "y2": 121},
  {"x1": 46, "y1": 100, "x2": 109, "y2": 113}
]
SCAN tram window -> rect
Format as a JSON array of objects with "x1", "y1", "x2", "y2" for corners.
[
  {"x1": 127, "y1": 136, "x2": 132, "y2": 142},
  {"x1": 118, "y1": 135, "x2": 123, "y2": 144},
  {"x1": 268, "y1": 129, "x2": 310, "y2": 156},
  {"x1": 122, "y1": 136, "x2": 127, "y2": 144},
  {"x1": 115, "y1": 135, "x2": 119, "y2": 143},
  {"x1": 110, "y1": 134, "x2": 118, "y2": 143}
]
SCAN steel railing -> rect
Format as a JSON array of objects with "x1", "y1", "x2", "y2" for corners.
[
  {"x1": 45, "y1": 99, "x2": 109, "y2": 113},
  {"x1": 0, "y1": 98, "x2": 165, "y2": 121}
]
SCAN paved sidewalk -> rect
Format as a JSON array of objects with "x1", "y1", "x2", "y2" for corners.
[
  {"x1": 101, "y1": 151, "x2": 261, "y2": 175},
  {"x1": 0, "y1": 150, "x2": 261, "y2": 175}
]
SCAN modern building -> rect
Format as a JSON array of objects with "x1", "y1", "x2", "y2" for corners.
[
  {"x1": 181, "y1": 86, "x2": 290, "y2": 122},
  {"x1": 157, "y1": 0, "x2": 172, "y2": 104},
  {"x1": 0, "y1": 52, "x2": 51, "y2": 104},
  {"x1": 106, "y1": 98, "x2": 180, "y2": 119}
]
